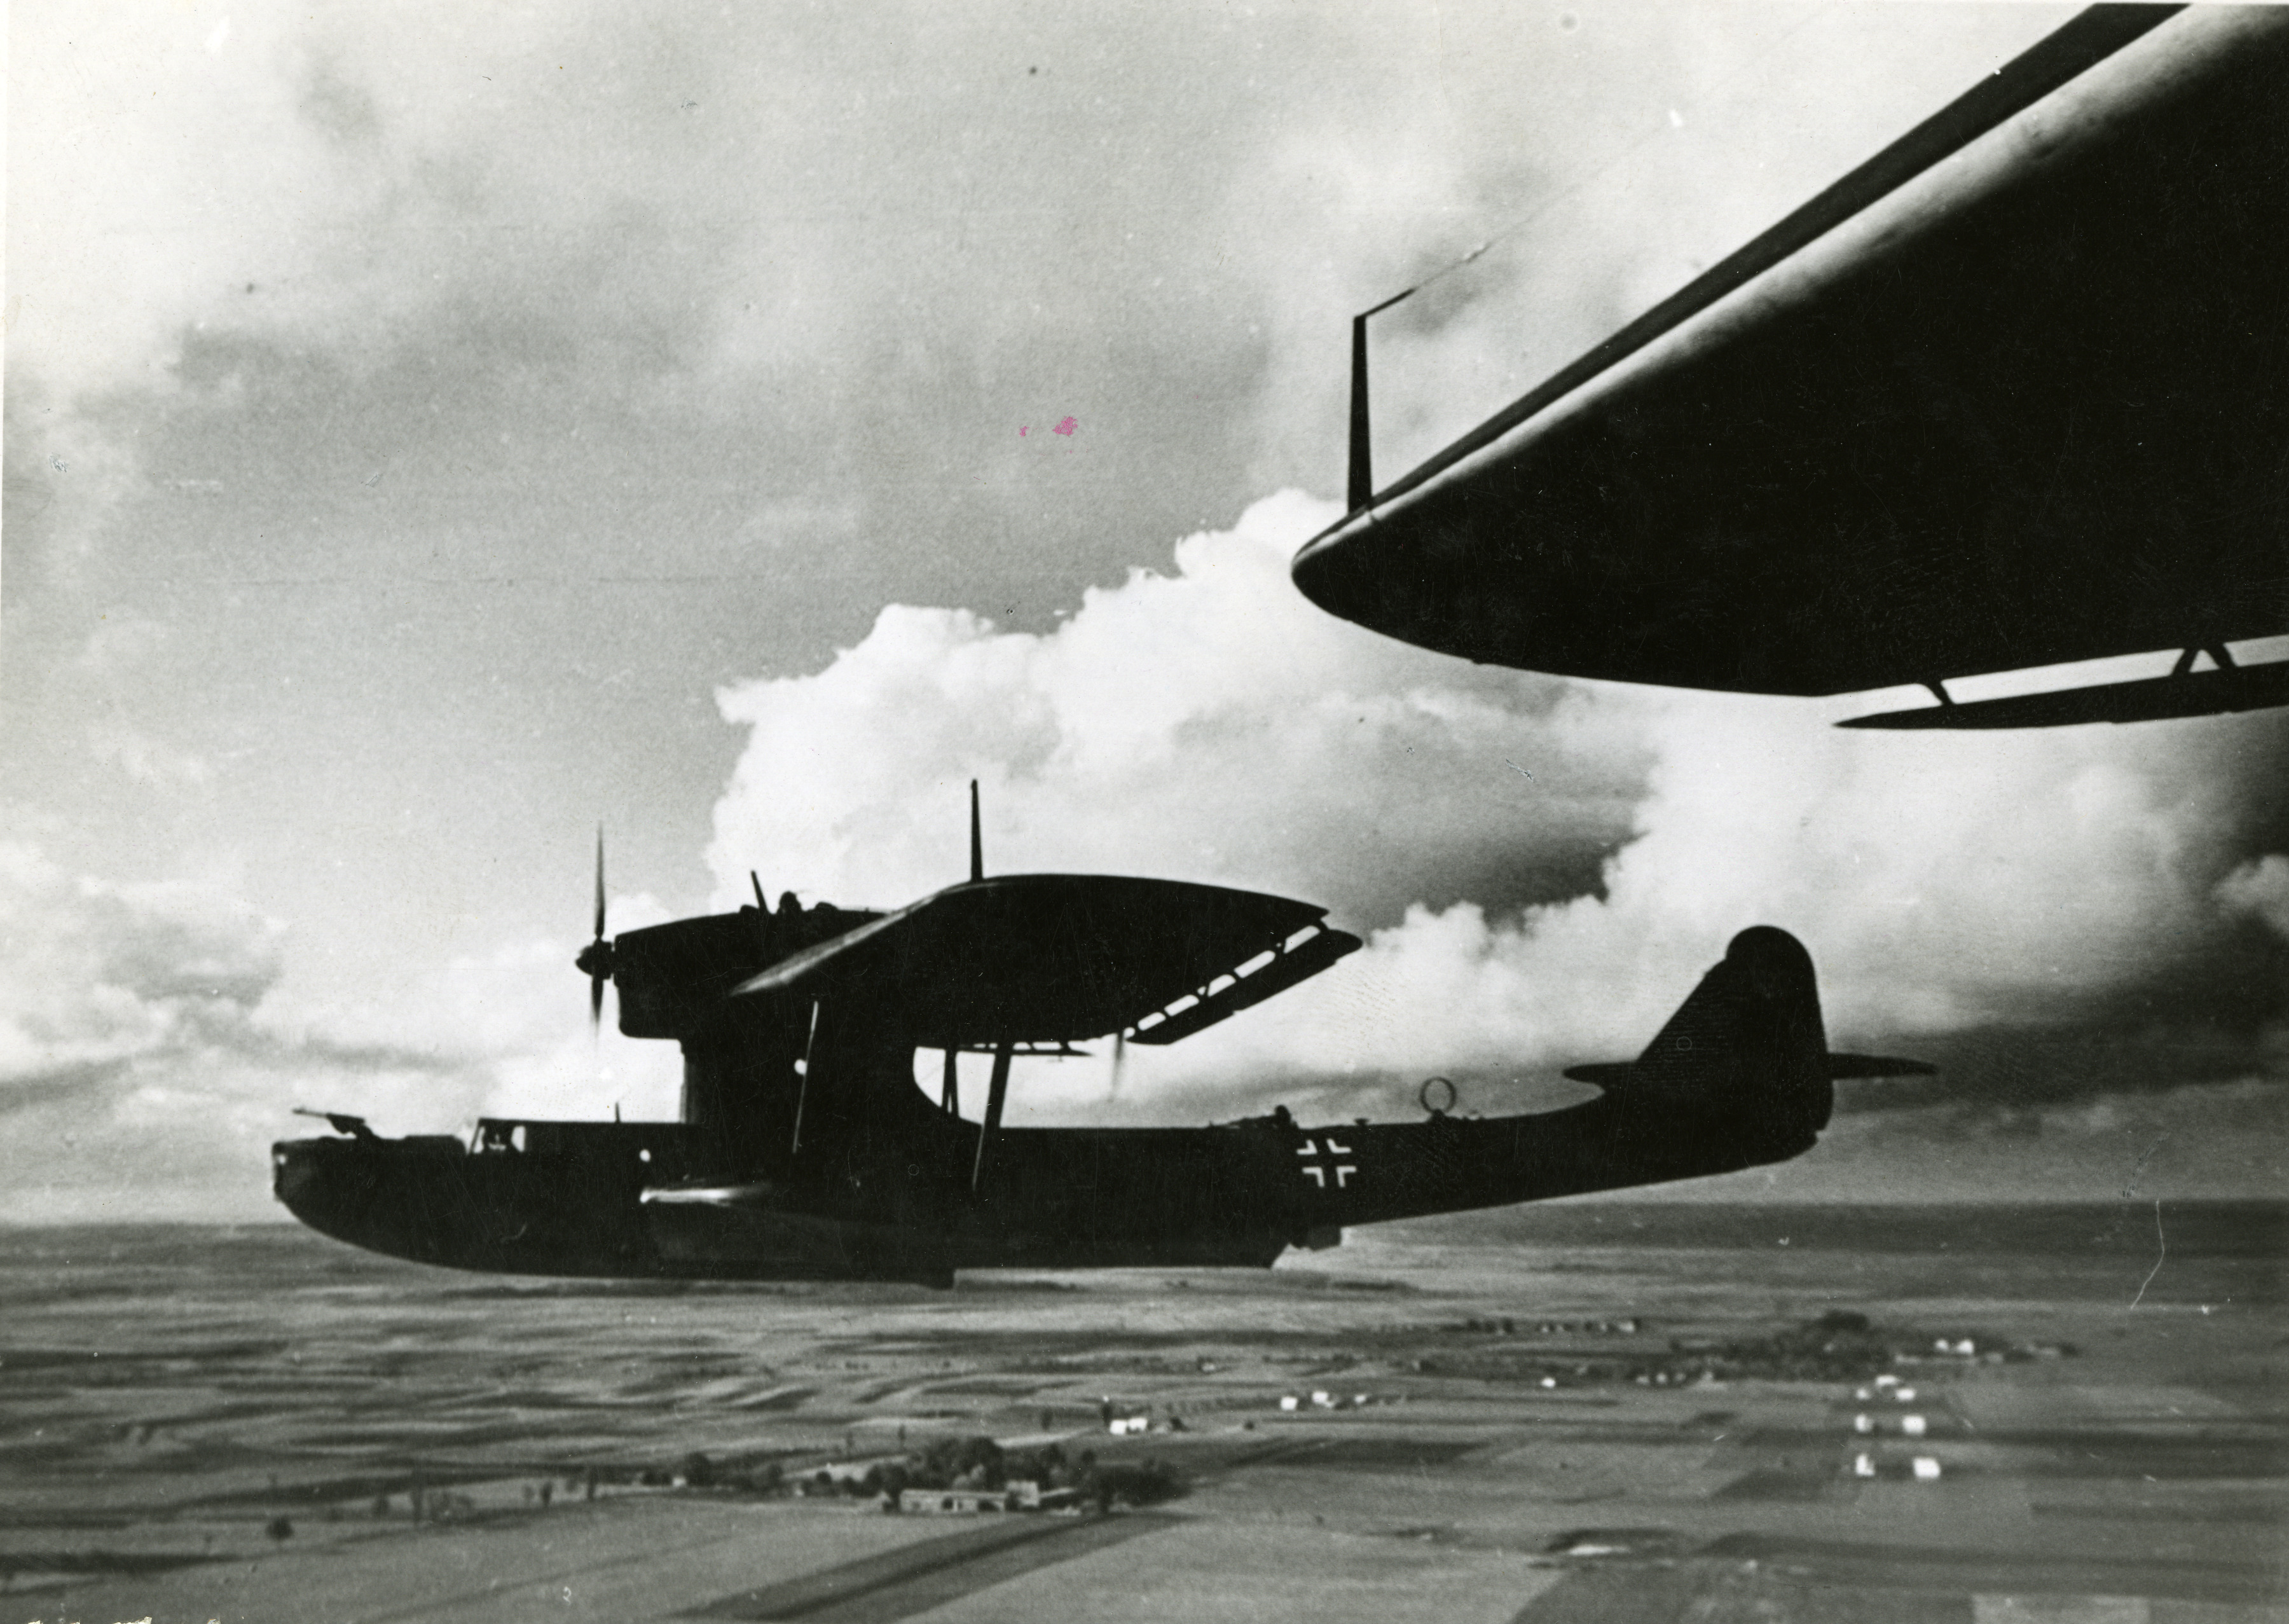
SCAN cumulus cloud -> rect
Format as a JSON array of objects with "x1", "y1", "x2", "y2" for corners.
[
  {"x1": 2217, "y1": 854, "x2": 2289, "y2": 942},
  {"x1": 709, "y1": 489, "x2": 1652, "y2": 921},
  {"x1": 708, "y1": 493, "x2": 2288, "y2": 1149},
  {"x1": 0, "y1": 841, "x2": 285, "y2": 1087}
]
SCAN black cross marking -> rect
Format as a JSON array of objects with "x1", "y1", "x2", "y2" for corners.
[{"x1": 1295, "y1": 1137, "x2": 1357, "y2": 1188}]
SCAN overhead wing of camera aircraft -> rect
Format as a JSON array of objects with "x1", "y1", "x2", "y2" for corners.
[
  {"x1": 273, "y1": 790, "x2": 1928, "y2": 1284},
  {"x1": 1290, "y1": 6, "x2": 2289, "y2": 728}
]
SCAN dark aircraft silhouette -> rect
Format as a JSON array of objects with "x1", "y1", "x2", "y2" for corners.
[
  {"x1": 1291, "y1": 6, "x2": 2289, "y2": 728},
  {"x1": 273, "y1": 792, "x2": 1928, "y2": 1284}
]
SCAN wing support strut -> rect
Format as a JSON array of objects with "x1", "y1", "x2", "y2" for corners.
[
  {"x1": 972, "y1": 1040, "x2": 1014, "y2": 1194},
  {"x1": 790, "y1": 1000, "x2": 821, "y2": 1155}
]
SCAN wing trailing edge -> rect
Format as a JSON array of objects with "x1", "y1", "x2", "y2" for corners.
[
  {"x1": 1839, "y1": 661, "x2": 2289, "y2": 729},
  {"x1": 1126, "y1": 925, "x2": 1361, "y2": 1046}
]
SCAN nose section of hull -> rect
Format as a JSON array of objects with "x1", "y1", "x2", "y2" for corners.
[
  {"x1": 271, "y1": 1138, "x2": 326, "y2": 1216},
  {"x1": 272, "y1": 1136, "x2": 377, "y2": 1247}
]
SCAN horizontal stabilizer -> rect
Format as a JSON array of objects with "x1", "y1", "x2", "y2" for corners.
[
  {"x1": 1839, "y1": 663, "x2": 2289, "y2": 729},
  {"x1": 1128, "y1": 926, "x2": 1362, "y2": 1046},
  {"x1": 1561, "y1": 1062, "x2": 1640, "y2": 1087},
  {"x1": 1565, "y1": 1049, "x2": 1935, "y2": 1087},
  {"x1": 1824, "y1": 1052, "x2": 1936, "y2": 1079}
]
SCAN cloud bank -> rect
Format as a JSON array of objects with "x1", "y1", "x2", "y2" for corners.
[
  {"x1": 0, "y1": 836, "x2": 689, "y2": 1222},
  {"x1": 0, "y1": 838, "x2": 485, "y2": 1221},
  {"x1": 706, "y1": 492, "x2": 2286, "y2": 1195}
]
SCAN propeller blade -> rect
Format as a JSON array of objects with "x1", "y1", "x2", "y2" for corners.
[
  {"x1": 584, "y1": 825, "x2": 610, "y2": 1036},
  {"x1": 593, "y1": 826, "x2": 607, "y2": 943}
]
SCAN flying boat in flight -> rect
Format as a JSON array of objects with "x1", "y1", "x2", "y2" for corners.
[
  {"x1": 274, "y1": 790, "x2": 1928, "y2": 1284},
  {"x1": 1291, "y1": 5, "x2": 2289, "y2": 728}
]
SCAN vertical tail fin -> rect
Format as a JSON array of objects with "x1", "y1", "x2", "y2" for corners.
[{"x1": 1563, "y1": 927, "x2": 1925, "y2": 1146}]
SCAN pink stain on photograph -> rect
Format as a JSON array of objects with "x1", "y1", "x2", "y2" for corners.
[
  {"x1": 1017, "y1": 426, "x2": 1028, "y2": 436},
  {"x1": 1053, "y1": 416, "x2": 1078, "y2": 436}
]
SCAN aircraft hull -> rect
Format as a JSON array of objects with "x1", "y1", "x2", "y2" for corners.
[
  {"x1": 271, "y1": 1065, "x2": 1824, "y2": 1286},
  {"x1": 273, "y1": 925, "x2": 1858, "y2": 1284}
]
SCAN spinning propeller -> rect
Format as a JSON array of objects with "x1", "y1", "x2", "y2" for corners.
[{"x1": 574, "y1": 826, "x2": 614, "y2": 1032}]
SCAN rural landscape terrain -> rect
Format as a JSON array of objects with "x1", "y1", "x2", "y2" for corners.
[{"x1": 3, "y1": 1201, "x2": 2282, "y2": 1623}]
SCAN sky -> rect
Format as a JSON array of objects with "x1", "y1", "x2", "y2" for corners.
[{"x1": 5, "y1": 1, "x2": 2283, "y2": 1223}]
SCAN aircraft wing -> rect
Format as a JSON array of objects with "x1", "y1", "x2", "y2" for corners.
[
  {"x1": 1291, "y1": 8, "x2": 2289, "y2": 713},
  {"x1": 729, "y1": 873, "x2": 1360, "y2": 1047}
]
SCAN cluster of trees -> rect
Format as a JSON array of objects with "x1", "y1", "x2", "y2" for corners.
[
  {"x1": 670, "y1": 1454, "x2": 783, "y2": 1494},
  {"x1": 1649, "y1": 1310, "x2": 1901, "y2": 1384},
  {"x1": 884, "y1": 1437, "x2": 1181, "y2": 1512},
  {"x1": 666, "y1": 1436, "x2": 1182, "y2": 1511}
]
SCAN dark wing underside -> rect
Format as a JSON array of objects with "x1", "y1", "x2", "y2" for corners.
[
  {"x1": 1291, "y1": 9, "x2": 2289, "y2": 703},
  {"x1": 731, "y1": 874, "x2": 1359, "y2": 1047}
]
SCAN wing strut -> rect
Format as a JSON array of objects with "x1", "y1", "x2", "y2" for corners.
[
  {"x1": 971, "y1": 1039, "x2": 1014, "y2": 1194},
  {"x1": 790, "y1": 1000, "x2": 821, "y2": 1154}
]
